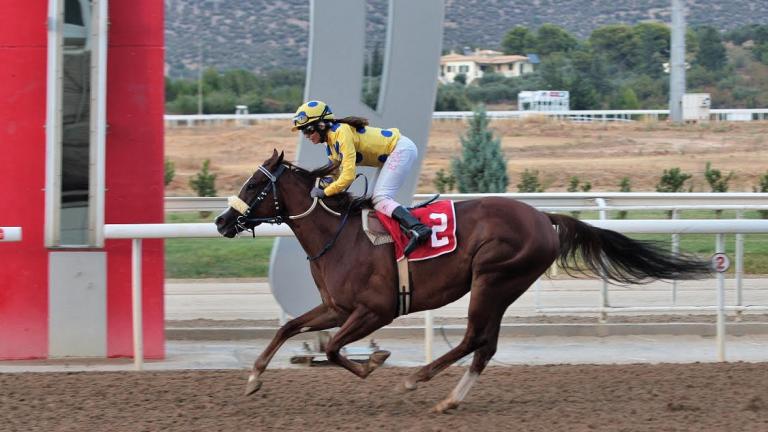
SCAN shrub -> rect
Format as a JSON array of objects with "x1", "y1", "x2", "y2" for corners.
[
  {"x1": 164, "y1": 158, "x2": 175, "y2": 186},
  {"x1": 704, "y1": 161, "x2": 734, "y2": 192},
  {"x1": 617, "y1": 177, "x2": 631, "y2": 219},
  {"x1": 433, "y1": 169, "x2": 456, "y2": 193},
  {"x1": 517, "y1": 169, "x2": 544, "y2": 192},
  {"x1": 190, "y1": 159, "x2": 217, "y2": 197},
  {"x1": 655, "y1": 167, "x2": 692, "y2": 192},
  {"x1": 755, "y1": 171, "x2": 768, "y2": 219}
]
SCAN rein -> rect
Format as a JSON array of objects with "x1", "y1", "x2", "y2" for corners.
[{"x1": 227, "y1": 163, "x2": 359, "y2": 259}]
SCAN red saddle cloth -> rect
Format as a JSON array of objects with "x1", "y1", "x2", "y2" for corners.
[{"x1": 375, "y1": 200, "x2": 458, "y2": 261}]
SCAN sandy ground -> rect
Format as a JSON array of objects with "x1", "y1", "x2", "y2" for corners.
[
  {"x1": 2, "y1": 363, "x2": 767, "y2": 431},
  {"x1": 165, "y1": 119, "x2": 768, "y2": 196}
]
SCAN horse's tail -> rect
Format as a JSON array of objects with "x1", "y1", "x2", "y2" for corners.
[{"x1": 546, "y1": 213, "x2": 711, "y2": 284}]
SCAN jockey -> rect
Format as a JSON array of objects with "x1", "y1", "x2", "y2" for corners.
[{"x1": 291, "y1": 100, "x2": 432, "y2": 257}]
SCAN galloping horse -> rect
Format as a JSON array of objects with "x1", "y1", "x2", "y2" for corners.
[{"x1": 215, "y1": 150, "x2": 710, "y2": 413}]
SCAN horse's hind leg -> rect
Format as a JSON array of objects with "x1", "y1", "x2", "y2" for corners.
[
  {"x1": 324, "y1": 306, "x2": 391, "y2": 379},
  {"x1": 430, "y1": 272, "x2": 543, "y2": 413},
  {"x1": 432, "y1": 316, "x2": 502, "y2": 413},
  {"x1": 401, "y1": 273, "x2": 510, "y2": 393},
  {"x1": 245, "y1": 304, "x2": 339, "y2": 396}
]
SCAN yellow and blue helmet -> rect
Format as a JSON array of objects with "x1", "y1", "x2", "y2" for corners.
[{"x1": 291, "y1": 100, "x2": 335, "y2": 131}]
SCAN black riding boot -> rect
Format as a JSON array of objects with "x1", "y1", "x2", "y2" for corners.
[{"x1": 391, "y1": 206, "x2": 432, "y2": 257}]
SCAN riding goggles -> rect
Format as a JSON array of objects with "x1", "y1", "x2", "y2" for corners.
[
  {"x1": 292, "y1": 105, "x2": 331, "y2": 129},
  {"x1": 300, "y1": 124, "x2": 320, "y2": 136}
]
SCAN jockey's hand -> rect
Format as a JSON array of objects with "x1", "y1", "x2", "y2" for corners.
[{"x1": 310, "y1": 186, "x2": 326, "y2": 199}]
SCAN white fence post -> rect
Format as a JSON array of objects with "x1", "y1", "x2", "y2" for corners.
[
  {"x1": 132, "y1": 238, "x2": 144, "y2": 371},
  {"x1": 715, "y1": 234, "x2": 726, "y2": 362}
]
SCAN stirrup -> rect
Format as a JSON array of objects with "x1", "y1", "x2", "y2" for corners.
[{"x1": 403, "y1": 229, "x2": 428, "y2": 257}]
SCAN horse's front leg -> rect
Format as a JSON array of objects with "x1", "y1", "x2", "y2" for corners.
[
  {"x1": 245, "y1": 303, "x2": 339, "y2": 396},
  {"x1": 323, "y1": 306, "x2": 391, "y2": 379}
]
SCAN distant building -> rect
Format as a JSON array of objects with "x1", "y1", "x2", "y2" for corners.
[
  {"x1": 517, "y1": 90, "x2": 570, "y2": 111},
  {"x1": 439, "y1": 49, "x2": 535, "y2": 85}
]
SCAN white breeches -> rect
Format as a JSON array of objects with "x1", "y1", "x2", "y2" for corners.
[{"x1": 372, "y1": 136, "x2": 418, "y2": 217}]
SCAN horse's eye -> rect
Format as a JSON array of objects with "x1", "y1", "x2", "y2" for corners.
[{"x1": 246, "y1": 183, "x2": 255, "y2": 190}]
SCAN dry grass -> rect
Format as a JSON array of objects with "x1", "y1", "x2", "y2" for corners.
[{"x1": 165, "y1": 119, "x2": 768, "y2": 195}]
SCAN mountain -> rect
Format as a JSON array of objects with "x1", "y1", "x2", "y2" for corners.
[{"x1": 164, "y1": 0, "x2": 767, "y2": 77}]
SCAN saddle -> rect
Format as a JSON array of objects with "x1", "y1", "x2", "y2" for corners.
[
  {"x1": 360, "y1": 196, "x2": 456, "y2": 317},
  {"x1": 360, "y1": 194, "x2": 440, "y2": 246}
]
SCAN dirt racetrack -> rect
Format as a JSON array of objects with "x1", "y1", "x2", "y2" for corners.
[{"x1": 3, "y1": 363, "x2": 767, "y2": 431}]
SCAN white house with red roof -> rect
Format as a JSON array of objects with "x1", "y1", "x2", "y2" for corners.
[{"x1": 439, "y1": 49, "x2": 536, "y2": 84}]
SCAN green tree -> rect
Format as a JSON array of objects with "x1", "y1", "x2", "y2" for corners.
[
  {"x1": 517, "y1": 169, "x2": 544, "y2": 192},
  {"x1": 190, "y1": 159, "x2": 217, "y2": 197},
  {"x1": 695, "y1": 26, "x2": 727, "y2": 71},
  {"x1": 451, "y1": 105, "x2": 508, "y2": 193},
  {"x1": 501, "y1": 26, "x2": 538, "y2": 54},
  {"x1": 435, "y1": 83, "x2": 471, "y2": 111},
  {"x1": 538, "y1": 52, "x2": 570, "y2": 89},
  {"x1": 633, "y1": 22, "x2": 671, "y2": 77},
  {"x1": 535, "y1": 24, "x2": 579, "y2": 56},
  {"x1": 612, "y1": 86, "x2": 641, "y2": 109},
  {"x1": 589, "y1": 24, "x2": 639, "y2": 70}
]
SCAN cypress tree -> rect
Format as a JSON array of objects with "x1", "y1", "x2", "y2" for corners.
[{"x1": 451, "y1": 105, "x2": 508, "y2": 193}]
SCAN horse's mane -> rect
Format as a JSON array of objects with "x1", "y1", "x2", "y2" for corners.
[{"x1": 283, "y1": 161, "x2": 372, "y2": 214}]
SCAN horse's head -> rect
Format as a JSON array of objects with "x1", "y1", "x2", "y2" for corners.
[{"x1": 215, "y1": 149, "x2": 288, "y2": 238}]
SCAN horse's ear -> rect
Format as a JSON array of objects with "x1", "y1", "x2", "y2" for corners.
[
  {"x1": 271, "y1": 148, "x2": 279, "y2": 160},
  {"x1": 277, "y1": 151, "x2": 284, "y2": 164}
]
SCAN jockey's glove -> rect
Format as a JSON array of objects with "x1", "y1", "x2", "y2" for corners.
[{"x1": 310, "y1": 186, "x2": 326, "y2": 199}]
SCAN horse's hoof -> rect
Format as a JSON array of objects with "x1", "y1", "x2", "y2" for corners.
[
  {"x1": 433, "y1": 399, "x2": 459, "y2": 414},
  {"x1": 244, "y1": 374, "x2": 262, "y2": 396},
  {"x1": 398, "y1": 378, "x2": 418, "y2": 393},
  {"x1": 370, "y1": 350, "x2": 391, "y2": 368}
]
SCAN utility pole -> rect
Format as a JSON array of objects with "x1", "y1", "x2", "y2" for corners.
[
  {"x1": 197, "y1": 41, "x2": 203, "y2": 115},
  {"x1": 669, "y1": 0, "x2": 686, "y2": 123}
]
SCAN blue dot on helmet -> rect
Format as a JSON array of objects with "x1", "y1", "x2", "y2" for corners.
[
  {"x1": 357, "y1": 127, "x2": 366, "y2": 134},
  {"x1": 378, "y1": 154, "x2": 388, "y2": 163},
  {"x1": 380, "y1": 129, "x2": 393, "y2": 137},
  {"x1": 356, "y1": 152, "x2": 364, "y2": 163},
  {"x1": 308, "y1": 101, "x2": 319, "y2": 107}
]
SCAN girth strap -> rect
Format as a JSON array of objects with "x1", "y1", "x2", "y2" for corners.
[{"x1": 396, "y1": 258, "x2": 411, "y2": 316}]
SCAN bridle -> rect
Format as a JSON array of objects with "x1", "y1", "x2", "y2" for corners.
[{"x1": 226, "y1": 164, "x2": 340, "y2": 234}]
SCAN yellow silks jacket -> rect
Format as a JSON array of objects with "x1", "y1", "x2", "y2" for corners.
[{"x1": 322, "y1": 122, "x2": 401, "y2": 196}]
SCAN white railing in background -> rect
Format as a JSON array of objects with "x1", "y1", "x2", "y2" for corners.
[
  {"x1": 166, "y1": 192, "x2": 768, "y2": 213},
  {"x1": 0, "y1": 227, "x2": 22, "y2": 242},
  {"x1": 116, "y1": 196, "x2": 768, "y2": 369},
  {"x1": 166, "y1": 193, "x2": 768, "y2": 322},
  {"x1": 164, "y1": 109, "x2": 768, "y2": 127}
]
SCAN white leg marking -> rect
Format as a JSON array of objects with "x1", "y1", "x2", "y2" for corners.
[
  {"x1": 248, "y1": 374, "x2": 257, "y2": 382},
  {"x1": 449, "y1": 370, "x2": 479, "y2": 403}
]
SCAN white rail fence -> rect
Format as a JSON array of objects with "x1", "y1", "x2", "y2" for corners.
[
  {"x1": 0, "y1": 227, "x2": 22, "y2": 242},
  {"x1": 106, "y1": 192, "x2": 766, "y2": 369},
  {"x1": 164, "y1": 109, "x2": 768, "y2": 127},
  {"x1": 109, "y1": 217, "x2": 768, "y2": 370}
]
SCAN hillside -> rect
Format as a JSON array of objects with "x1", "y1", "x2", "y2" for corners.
[{"x1": 165, "y1": 0, "x2": 768, "y2": 77}]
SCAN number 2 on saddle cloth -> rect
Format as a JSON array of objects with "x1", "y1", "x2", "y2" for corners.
[{"x1": 375, "y1": 200, "x2": 458, "y2": 262}]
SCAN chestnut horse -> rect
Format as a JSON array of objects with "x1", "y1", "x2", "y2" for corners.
[{"x1": 215, "y1": 150, "x2": 710, "y2": 413}]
